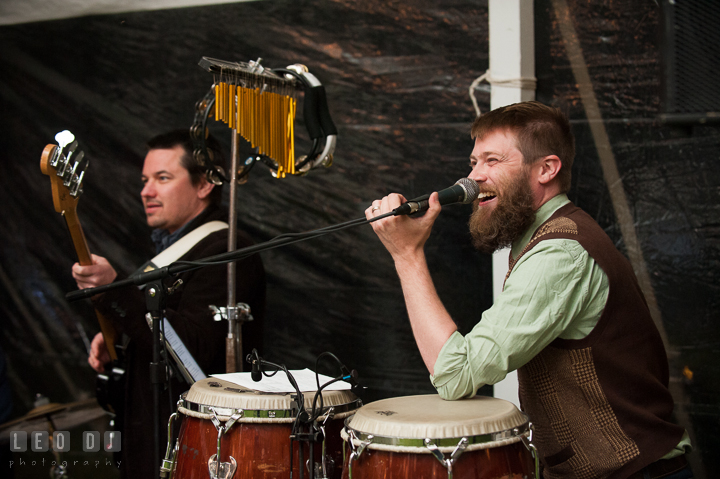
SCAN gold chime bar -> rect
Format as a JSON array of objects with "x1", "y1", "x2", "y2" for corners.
[{"x1": 215, "y1": 81, "x2": 297, "y2": 178}]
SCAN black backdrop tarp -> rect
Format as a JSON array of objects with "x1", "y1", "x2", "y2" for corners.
[{"x1": 0, "y1": 0, "x2": 717, "y2": 477}]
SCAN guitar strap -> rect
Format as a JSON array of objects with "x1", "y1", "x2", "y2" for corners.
[{"x1": 135, "y1": 220, "x2": 229, "y2": 277}]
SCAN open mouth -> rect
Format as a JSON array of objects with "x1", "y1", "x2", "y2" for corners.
[{"x1": 477, "y1": 191, "x2": 497, "y2": 204}]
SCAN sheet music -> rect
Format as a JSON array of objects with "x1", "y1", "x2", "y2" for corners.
[
  {"x1": 212, "y1": 369, "x2": 351, "y2": 393},
  {"x1": 146, "y1": 314, "x2": 206, "y2": 383}
]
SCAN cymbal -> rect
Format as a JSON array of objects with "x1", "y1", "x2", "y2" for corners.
[{"x1": 0, "y1": 398, "x2": 108, "y2": 445}]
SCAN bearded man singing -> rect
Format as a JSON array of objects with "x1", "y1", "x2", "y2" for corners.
[{"x1": 365, "y1": 102, "x2": 692, "y2": 479}]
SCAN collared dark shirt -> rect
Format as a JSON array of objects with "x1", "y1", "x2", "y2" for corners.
[{"x1": 150, "y1": 206, "x2": 216, "y2": 254}]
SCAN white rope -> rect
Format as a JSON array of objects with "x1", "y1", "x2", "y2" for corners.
[
  {"x1": 468, "y1": 70, "x2": 537, "y2": 116},
  {"x1": 468, "y1": 71, "x2": 490, "y2": 117}
]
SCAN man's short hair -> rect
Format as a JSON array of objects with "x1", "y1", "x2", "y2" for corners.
[
  {"x1": 145, "y1": 129, "x2": 226, "y2": 206},
  {"x1": 470, "y1": 101, "x2": 575, "y2": 192}
]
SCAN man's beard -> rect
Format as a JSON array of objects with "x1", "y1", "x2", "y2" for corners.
[{"x1": 468, "y1": 169, "x2": 536, "y2": 254}]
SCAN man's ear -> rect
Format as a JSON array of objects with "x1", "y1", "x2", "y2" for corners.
[
  {"x1": 536, "y1": 155, "x2": 562, "y2": 185},
  {"x1": 196, "y1": 176, "x2": 215, "y2": 200}
]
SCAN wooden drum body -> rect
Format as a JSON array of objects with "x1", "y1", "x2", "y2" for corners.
[
  {"x1": 341, "y1": 395, "x2": 536, "y2": 479},
  {"x1": 172, "y1": 378, "x2": 361, "y2": 479}
]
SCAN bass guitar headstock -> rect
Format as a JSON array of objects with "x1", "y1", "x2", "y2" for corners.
[{"x1": 40, "y1": 130, "x2": 88, "y2": 215}]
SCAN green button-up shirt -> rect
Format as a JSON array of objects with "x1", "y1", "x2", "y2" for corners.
[{"x1": 431, "y1": 194, "x2": 608, "y2": 399}]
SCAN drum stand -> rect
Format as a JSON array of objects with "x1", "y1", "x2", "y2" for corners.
[
  {"x1": 290, "y1": 409, "x2": 325, "y2": 479},
  {"x1": 249, "y1": 351, "x2": 328, "y2": 479}
]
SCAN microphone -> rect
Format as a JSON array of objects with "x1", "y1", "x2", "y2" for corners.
[
  {"x1": 247, "y1": 349, "x2": 262, "y2": 382},
  {"x1": 392, "y1": 178, "x2": 480, "y2": 216},
  {"x1": 341, "y1": 366, "x2": 366, "y2": 397}
]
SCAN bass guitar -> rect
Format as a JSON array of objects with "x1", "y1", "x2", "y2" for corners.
[{"x1": 40, "y1": 130, "x2": 126, "y2": 420}]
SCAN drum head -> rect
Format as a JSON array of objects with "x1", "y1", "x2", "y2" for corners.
[
  {"x1": 345, "y1": 394, "x2": 529, "y2": 451},
  {"x1": 179, "y1": 377, "x2": 361, "y2": 422}
]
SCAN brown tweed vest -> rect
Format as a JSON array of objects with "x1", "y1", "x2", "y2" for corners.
[{"x1": 513, "y1": 203, "x2": 684, "y2": 479}]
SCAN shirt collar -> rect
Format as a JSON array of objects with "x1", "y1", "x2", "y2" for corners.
[
  {"x1": 511, "y1": 194, "x2": 570, "y2": 259},
  {"x1": 151, "y1": 205, "x2": 216, "y2": 254}
]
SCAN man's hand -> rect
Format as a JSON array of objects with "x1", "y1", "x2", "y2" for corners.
[
  {"x1": 72, "y1": 254, "x2": 117, "y2": 290},
  {"x1": 364, "y1": 192, "x2": 442, "y2": 261},
  {"x1": 88, "y1": 332, "x2": 110, "y2": 372}
]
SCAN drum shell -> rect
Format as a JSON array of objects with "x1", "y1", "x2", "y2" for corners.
[
  {"x1": 339, "y1": 394, "x2": 536, "y2": 479},
  {"x1": 174, "y1": 412, "x2": 347, "y2": 479},
  {"x1": 340, "y1": 440, "x2": 535, "y2": 479},
  {"x1": 171, "y1": 377, "x2": 360, "y2": 479}
]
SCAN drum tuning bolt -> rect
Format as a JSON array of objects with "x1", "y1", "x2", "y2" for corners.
[
  {"x1": 208, "y1": 407, "x2": 243, "y2": 479},
  {"x1": 159, "y1": 412, "x2": 179, "y2": 479},
  {"x1": 346, "y1": 430, "x2": 374, "y2": 479},
  {"x1": 520, "y1": 422, "x2": 540, "y2": 479},
  {"x1": 425, "y1": 437, "x2": 468, "y2": 479},
  {"x1": 319, "y1": 423, "x2": 334, "y2": 479}
]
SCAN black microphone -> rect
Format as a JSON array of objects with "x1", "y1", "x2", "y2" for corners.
[
  {"x1": 392, "y1": 178, "x2": 480, "y2": 216},
  {"x1": 247, "y1": 349, "x2": 262, "y2": 382},
  {"x1": 341, "y1": 366, "x2": 366, "y2": 397}
]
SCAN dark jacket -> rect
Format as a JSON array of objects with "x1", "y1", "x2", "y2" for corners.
[{"x1": 93, "y1": 206, "x2": 266, "y2": 478}]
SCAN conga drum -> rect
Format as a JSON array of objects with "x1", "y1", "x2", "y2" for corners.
[
  {"x1": 171, "y1": 377, "x2": 361, "y2": 479},
  {"x1": 341, "y1": 395, "x2": 537, "y2": 479}
]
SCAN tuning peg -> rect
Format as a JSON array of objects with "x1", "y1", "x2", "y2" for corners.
[{"x1": 54, "y1": 130, "x2": 75, "y2": 148}]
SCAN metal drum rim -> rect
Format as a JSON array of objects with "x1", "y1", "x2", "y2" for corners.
[
  {"x1": 342, "y1": 413, "x2": 531, "y2": 449},
  {"x1": 179, "y1": 391, "x2": 363, "y2": 419}
]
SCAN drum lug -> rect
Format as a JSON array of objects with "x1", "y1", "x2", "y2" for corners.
[
  {"x1": 424, "y1": 437, "x2": 468, "y2": 479},
  {"x1": 159, "y1": 411, "x2": 179, "y2": 479},
  {"x1": 320, "y1": 424, "x2": 329, "y2": 479},
  {"x1": 307, "y1": 452, "x2": 334, "y2": 479},
  {"x1": 520, "y1": 422, "x2": 540, "y2": 479},
  {"x1": 208, "y1": 455, "x2": 237, "y2": 479},
  {"x1": 208, "y1": 407, "x2": 243, "y2": 479},
  {"x1": 347, "y1": 429, "x2": 373, "y2": 479},
  {"x1": 318, "y1": 408, "x2": 335, "y2": 479}
]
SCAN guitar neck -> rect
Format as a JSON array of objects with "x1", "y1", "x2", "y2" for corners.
[
  {"x1": 41, "y1": 137, "x2": 122, "y2": 364},
  {"x1": 63, "y1": 209, "x2": 93, "y2": 265},
  {"x1": 63, "y1": 208, "x2": 120, "y2": 362}
]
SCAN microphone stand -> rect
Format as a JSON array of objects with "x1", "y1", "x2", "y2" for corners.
[
  {"x1": 67, "y1": 185, "x2": 479, "y2": 302},
  {"x1": 144, "y1": 279, "x2": 167, "y2": 479},
  {"x1": 68, "y1": 180, "x2": 478, "y2": 301},
  {"x1": 66, "y1": 212, "x2": 394, "y2": 302}
]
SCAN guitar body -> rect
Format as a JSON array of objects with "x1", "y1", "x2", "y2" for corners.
[
  {"x1": 40, "y1": 133, "x2": 127, "y2": 421},
  {"x1": 96, "y1": 362, "x2": 126, "y2": 420}
]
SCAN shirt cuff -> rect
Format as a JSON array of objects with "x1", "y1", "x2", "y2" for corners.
[{"x1": 430, "y1": 331, "x2": 477, "y2": 400}]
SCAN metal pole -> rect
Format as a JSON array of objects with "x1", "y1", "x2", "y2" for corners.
[
  {"x1": 226, "y1": 130, "x2": 241, "y2": 372},
  {"x1": 488, "y1": 0, "x2": 535, "y2": 406}
]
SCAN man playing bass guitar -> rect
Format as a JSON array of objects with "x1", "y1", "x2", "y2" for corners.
[{"x1": 72, "y1": 130, "x2": 266, "y2": 478}]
